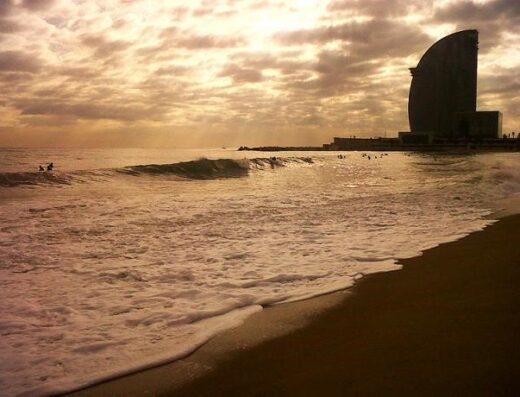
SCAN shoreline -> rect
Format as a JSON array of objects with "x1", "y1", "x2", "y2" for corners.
[
  {"x1": 66, "y1": 285, "x2": 350, "y2": 397},
  {"x1": 67, "y1": 212, "x2": 520, "y2": 396},
  {"x1": 238, "y1": 140, "x2": 520, "y2": 152}
]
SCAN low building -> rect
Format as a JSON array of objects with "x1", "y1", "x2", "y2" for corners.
[
  {"x1": 327, "y1": 137, "x2": 400, "y2": 150},
  {"x1": 453, "y1": 111, "x2": 502, "y2": 139},
  {"x1": 398, "y1": 131, "x2": 434, "y2": 144}
]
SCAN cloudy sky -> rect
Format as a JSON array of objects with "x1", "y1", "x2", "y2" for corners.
[{"x1": 0, "y1": 0, "x2": 518, "y2": 148}]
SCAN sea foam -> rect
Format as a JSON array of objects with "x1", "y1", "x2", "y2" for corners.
[{"x1": 0, "y1": 150, "x2": 518, "y2": 396}]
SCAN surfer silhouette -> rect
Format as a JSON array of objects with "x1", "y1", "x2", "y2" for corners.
[
  {"x1": 47, "y1": 163, "x2": 54, "y2": 171},
  {"x1": 39, "y1": 165, "x2": 44, "y2": 172}
]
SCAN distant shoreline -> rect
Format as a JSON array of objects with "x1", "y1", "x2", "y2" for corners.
[{"x1": 239, "y1": 141, "x2": 520, "y2": 152}]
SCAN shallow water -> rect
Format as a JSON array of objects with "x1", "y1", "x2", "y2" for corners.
[{"x1": 0, "y1": 148, "x2": 519, "y2": 396}]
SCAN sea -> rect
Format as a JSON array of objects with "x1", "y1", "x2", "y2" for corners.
[{"x1": 0, "y1": 147, "x2": 519, "y2": 396}]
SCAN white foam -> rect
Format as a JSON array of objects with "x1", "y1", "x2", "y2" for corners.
[{"x1": 0, "y1": 151, "x2": 518, "y2": 396}]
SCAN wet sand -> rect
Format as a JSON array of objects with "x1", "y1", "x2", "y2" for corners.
[{"x1": 68, "y1": 214, "x2": 520, "y2": 396}]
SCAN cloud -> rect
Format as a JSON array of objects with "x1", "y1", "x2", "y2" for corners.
[
  {"x1": 0, "y1": 71, "x2": 34, "y2": 85},
  {"x1": 219, "y1": 63, "x2": 264, "y2": 83},
  {"x1": 192, "y1": 6, "x2": 213, "y2": 17},
  {"x1": 20, "y1": 0, "x2": 56, "y2": 11},
  {"x1": 275, "y1": 19, "x2": 430, "y2": 59},
  {"x1": 233, "y1": 52, "x2": 313, "y2": 76},
  {"x1": 57, "y1": 66, "x2": 100, "y2": 79},
  {"x1": 0, "y1": 50, "x2": 42, "y2": 73},
  {"x1": 432, "y1": 0, "x2": 520, "y2": 50},
  {"x1": 0, "y1": 18, "x2": 22, "y2": 33},
  {"x1": 80, "y1": 34, "x2": 132, "y2": 59},
  {"x1": 327, "y1": 0, "x2": 428, "y2": 17},
  {"x1": 137, "y1": 30, "x2": 246, "y2": 62},
  {"x1": 171, "y1": 6, "x2": 189, "y2": 19},
  {"x1": 479, "y1": 67, "x2": 520, "y2": 97},
  {"x1": 271, "y1": 19, "x2": 431, "y2": 99},
  {"x1": 16, "y1": 99, "x2": 156, "y2": 122},
  {"x1": 434, "y1": 0, "x2": 520, "y2": 23},
  {"x1": 176, "y1": 34, "x2": 246, "y2": 49},
  {"x1": 153, "y1": 64, "x2": 191, "y2": 76},
  {"x1": 0, "y1": 0, "x2": 14, "y2": 17},
  {"x1": 0, "y1": 0, "x2": 517, "y2": 147}
]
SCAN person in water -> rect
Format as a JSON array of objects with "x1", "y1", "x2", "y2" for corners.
[
  {"x1": 47, "y1": 162, "x2": 54, "y2": 171},
  {"x1": 39, "y1": 165, "x2": 44, "y2": 172}
]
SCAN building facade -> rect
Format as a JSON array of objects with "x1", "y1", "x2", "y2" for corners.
[
  {"x1": 408, "y1": 30, "x2": 479, "y2": 138},
  {"x1": 453, "y1": 111, "x2": 502, "y2": 139}
]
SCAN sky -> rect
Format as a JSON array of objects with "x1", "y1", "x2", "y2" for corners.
[{"x1": 0, "y1": 0, "x2": 518, "y2": 148}]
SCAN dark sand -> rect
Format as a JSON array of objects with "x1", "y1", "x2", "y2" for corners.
[{"x1": 68, "y1": 214, "x2": 520, "y2": 397}]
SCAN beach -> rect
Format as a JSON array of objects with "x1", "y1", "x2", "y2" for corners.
[
  {"x1": 67, "y1": 213, "x2": 520, "y2": 396},
  {"x1": 2, "y1": 149, "x2": 518, "y2": 396}
]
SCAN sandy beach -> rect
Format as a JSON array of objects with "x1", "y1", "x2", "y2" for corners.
[{"x1": 67, "y1": 213, "x2": 520, "y2": 396}]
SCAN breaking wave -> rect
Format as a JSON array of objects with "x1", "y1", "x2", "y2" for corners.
[
  {"x1": 119, "y1": 158, "x2": 250, "y2": 179},
  {"x1": 0, "y1": 157, "x2": 314, "y2": 187},
  {"x1": 0, "y1": 171, "x2": 75, "y2": 187}
]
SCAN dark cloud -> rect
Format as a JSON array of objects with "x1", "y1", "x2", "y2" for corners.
[
  {"x1": 137, "y1": 75, "x2": 195, "y2": 108},
  {"x1": 192, "y1": 6, "x2": 213, "y2": 17},
  {"x1": 154, "y1": 65, "x2": 190, "y2": 76},
  {"x1": 137, "y1": 32, "x2": 245, "y2": 60},
  {"x1": 20, "y1": 0, "x2": 55, "y2": 11},
  {"x1": 135, "y1": 43, "x2": 167, "y2": 59},
  {"x1": 26, "y1": 79, "x2": 125, "y2": 105},
  {"x1": 0, "y1": 71, "x2": 34, "y2": 84},
  {"x1": 434, "y1": 0, "x2": 520, "y2": 23},
  {"x1": 0, "y1": 18, "x2": 22, "y2": 33},
  {"x1": 159, "y1": 27, "x2": 179, "y2": 39},
  {"x1": 432, "y1": 0, "x2": 520, "y2": 50},
  {"x1": 232, "y1": 52, "x2": 313, "y2": 75},
  {"x1": 80, "y1": 34, "x2": 132, "y2": 58},
  {"x1": 171, "y1": 6, "x2": 189, "y2": 19},
  {"x1": 275, "y1": 19, "x2": 430, "y2": 57},
  {"x1": 57, "y1": 66, "x2": 100, "y2": 79},
  {"x1": 16, "y1": 99, "x2": 156, "y2": 122},
  {"x1": 327, "y1": 0, "x2": 427, "y2": 17},
  {"x1": 272, "y1": 19, "x2": 430, "y2": 98},
  {"x1": 248, "y1": 1, "x2": 284, "y2": 10},
  {"x1": 0, "y1": 50, "x2": 42, "y2": 73},
  {"x1": 479, "y1": 68, "x2": 520, "y2": 97},
  {"x1": 191, "y1": 3, "x2": 236, "y2": 18},
  {"x1": 176, "y1": 34, "x2": 245, "y2": 49},
  {"x1": 0, "y1": 0, "x2": 14, "y2": 16},
  {"x1": 111, "y1": 18, "x2": 128, "y2": 30},
  {"x1": 218, "y1": 64, "x2": 264, "y2": 83},
  {"x1": 282, "y1": 50, "x2": 382, "y2": 98}
]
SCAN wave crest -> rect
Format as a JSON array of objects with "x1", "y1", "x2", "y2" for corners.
[
  {"x1": 0, "y1": 171, "x2": 74, "y2": 187},
  {"x1": 120, "y1": 158, "x2": 250, "y2": 179},
  {"x1": 0, "y1": 157, "x2": 314, "y2": 187}
]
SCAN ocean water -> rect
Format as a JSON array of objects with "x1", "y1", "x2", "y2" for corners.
[{"x1": 0, "y1": 148, "x2": 519, "y2": 396}]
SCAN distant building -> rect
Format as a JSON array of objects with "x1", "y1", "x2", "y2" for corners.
[
  {"x1": 323, "y1": 137, "x2": 401, "y2": 151},
  {"x1": 403, "y1": 29, "x2": 502, "y2": 141},
  {"x1": 398, "y1": 131, "x2": 433, "y2": 144},
  {"x1": 453, "y1": 111, "x2": 502, "y2": 139},
  {"x1": 321, "y1": 30, "x2": 512, "y2": 151}
]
